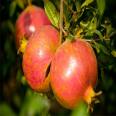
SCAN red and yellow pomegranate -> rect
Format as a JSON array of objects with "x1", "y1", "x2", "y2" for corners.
[
  {"x1": 50, "y1": 39, "x2": 99, "y2": 109},
  {"x1": 22, "y1": 25, "x2": 60, "y2": 92},
  {"x1": 15, "y1": 5, "x2": 51, "y2": 52}
]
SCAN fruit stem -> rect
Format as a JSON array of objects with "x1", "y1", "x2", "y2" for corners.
[
  {"x1": 28, "y1": 0, "x2": 32, "y2": 6},
  {"x1": 60, "y1": 0, "x2": 63, "y2": 43}
]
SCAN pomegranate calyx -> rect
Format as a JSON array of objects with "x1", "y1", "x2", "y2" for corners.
[
  {"x1": 83, "y1": 85, "x2": 102, "y2": 112},
  {"x1": 17, "y1": 37, "x2": 28, "y2": 54}
]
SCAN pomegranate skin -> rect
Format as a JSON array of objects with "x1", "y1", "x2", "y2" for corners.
[
  {"x1": 15, "y1": 5, "x2": 51, "y2": 49},
  {"x1": 22, "y1": 25, "x2": 60, "y2": 92},
  {"x1": 50, "y1": 39, "x2": 98, "y2": 109}
]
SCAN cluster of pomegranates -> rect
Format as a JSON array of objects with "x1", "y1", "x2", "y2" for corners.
[{"x1": 15, "y1": 5, "x2": 100, "y2": 110}]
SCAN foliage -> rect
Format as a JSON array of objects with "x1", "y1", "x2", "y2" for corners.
[
  {"x1": 71, "y1": 101, "x2": 89, "y2": 116},
  {"x1": 0, "y1": 0, "x2": 116, "y2": 115}
]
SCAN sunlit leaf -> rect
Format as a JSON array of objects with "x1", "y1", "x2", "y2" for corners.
[
  {"x1": 80, "y1": 21, "x2": 90, "y2": 28},
  {"x1": 44, "y1": 1, "x2": 60, "y2": 28},
  {"x1": 16, "y1": 0, "x2": 25, "y2": 9},
  {"x1": 88, "y1": 17, "x2": 97, "y2": 31},
  {"x1": 81, "y1": 0, "x2": 94, "y2": 8},
  {"x1": 20, "y1": 90, "x2": 50, "y2": 116},
  {"x1": 97, "y1": 0, "x2": 105, "y2": 16},
  {"x1": 71, "y1": 101, "x2": 89, "y2": 116},
  {"x1": 94, "y1": 30, "x2": 103, "y2": 41},
  {"x1": 111, "y1": 51, "x2": 116, "y2": 57}
]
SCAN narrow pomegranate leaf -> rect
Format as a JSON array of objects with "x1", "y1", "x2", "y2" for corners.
[
  {"x1": 9, "y1": 1, "x2": 16, "y2": 17},
  {"x1": 97, "y1": 0, "x2": 105, "y2": 16},
  {"x1": 111, "y1": 51, "x2": 116, "y2": 57},
  {"x1": 94, "y1": 30, "x2": 103, "y2": 41},
  {"x1": 93, "y1": 41, "x2": 109, "y2": 55},
  {"x1": 16, "y1": 0, "x2": 25, "y2": 9},
  {"x1": 20, "y1": 90, "x2": 50, "y2": 116},
  {"x1": 81, "y1": 0, "x2": 94, "y2": 8},
  {"x1": 0, "y1": 103, "x2": 16, "y2": 116},
  {"x1": 44, "y1": 1, "x2": 60, "y2": 28},
  {"x1": 88, "y1": 17, "x2": 97, "y2": 31},
  {"x1": 75, "y1": 1, "x2": 81, "y2": 11},
  {"x1": 7, "y1": 21, "x2": 15, "y2": 34}
]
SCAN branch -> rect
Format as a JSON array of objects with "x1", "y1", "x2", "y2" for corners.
[{"x1": 60, "y1": 0, "x2": 63, "y2": 43}]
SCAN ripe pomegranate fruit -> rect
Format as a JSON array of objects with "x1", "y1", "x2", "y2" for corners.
[
  {"x1": 15, "y1": 5, "x2": 51, "y2": 53},
  {"x1": 22, "y1": 25, "x2": 60, "y2": 92},
  {"x1": 50, "y1": 39, "x2": 99, "y2": 109}
]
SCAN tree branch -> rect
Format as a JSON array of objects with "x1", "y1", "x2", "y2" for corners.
[{"x1": 60, "y1": 0, "x2": 63, "y2": 43}]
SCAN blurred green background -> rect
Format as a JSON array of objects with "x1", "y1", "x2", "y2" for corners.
[{"x1": 0, "y1": 0, "x2": 116, "y2": 116}]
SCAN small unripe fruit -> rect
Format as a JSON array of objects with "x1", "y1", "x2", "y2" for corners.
[
  {"x1": 22, "y1": 25, "x2": 60, "y2": 92},
  {"x1": 15, "y1": 5, "x2": 51, "y2": 52},
  {"x1": 50, "y1": 39, "x2": 98, "y2": 109}
]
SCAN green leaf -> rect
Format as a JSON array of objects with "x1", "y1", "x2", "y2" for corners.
[
  {"x1": 0, "y1": 103, "x2": 16, "y2": 116},
  {"x1": 99, "y1": 44, "x2": 109, "y2": 55},
  {"x1": 20, "y1": 90, "x2": 50, "y2": 116},
  {"x1": 94, "y1": 30, "x2": 103, "y2": 41},
  {"x1": 111, "y1": 51, "x2": 116, "y2": 57},
  {"x1": 75, "y1": 1, "x2": 81, "y2": 12},
  {"x1": 63, "y1": 4, "x2": 71, "y2": 30},
  {"x1": 16, "y1": 0, "x2": 25, "y2": 9},
  {"x1": 81, "y1": 0, "x2": 94, "y2": 8},
  {"x1": 44, "y1": 1, "x2": 60, "y2": 28},
  {"x1": 97, "y1": 0, "x2": 105, "y2": 16},
  {"x1": 88, "y1": 17, "x2": 97, "y2": 31},
  {"x1": 9, "y1": 1, "x2": 16, "y2": 17},
  {"x1": 93, "y1": 42, "x2": 109, "y2": 55},
  {"x1": 7, "y1": 21, "x2": 15, "y2": 34},
  {"x1": 16, "y1": 69, "x2": 27, "y2": 85},
  {"x1": 80, "y1": 17, "x2": 97, "y2": 31},
  {"x1": 80, "y1": 21, "x2": 90, "y2": 28},
  {"x1": 71, "y1": 101, "x2": 89, "y2": 116}
]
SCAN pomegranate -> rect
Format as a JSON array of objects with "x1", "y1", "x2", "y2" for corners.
[
  {"x1": 50, "y1": 39, "x2": 99, "y2": 109},
  {"x1": 22, "y1": 25, "x2": 60, "y2": 92},
  {"x1": 15, "y1": 5, "x2": 51, "y2": 53}
]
